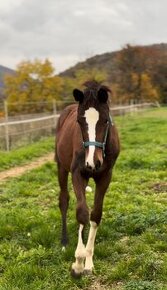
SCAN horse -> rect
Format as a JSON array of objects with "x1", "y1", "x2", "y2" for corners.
[{"x1": 55, "y1": 81, "x2": 120, "y2": 277}]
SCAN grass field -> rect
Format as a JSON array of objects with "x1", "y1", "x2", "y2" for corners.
[
  {"x1": 0, "y1": 137, "x2": 54, "y2": 171},
  {"x1": 0, "y1": 108, "x2": 167, "y2": 290}
]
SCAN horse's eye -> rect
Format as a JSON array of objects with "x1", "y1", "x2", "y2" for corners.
[{"x1": 105, "y1": 120, "x2": 109, "y2": 124}]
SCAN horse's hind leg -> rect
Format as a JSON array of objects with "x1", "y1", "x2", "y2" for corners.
[{"x1": 57, "y1": 163, "x2": 69, "y2": 248}]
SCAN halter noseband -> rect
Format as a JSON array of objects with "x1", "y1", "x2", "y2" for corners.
[{"x1": 83, "y1": 116, "x2": 112, "y2": 158}]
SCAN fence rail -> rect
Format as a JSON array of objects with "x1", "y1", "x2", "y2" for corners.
[
  {"x1": 0, "y1": 114, "x2": 60, "y2": 126},
  {"x1": 0, "y1": 102, "x2": 159, "y2": 151}
]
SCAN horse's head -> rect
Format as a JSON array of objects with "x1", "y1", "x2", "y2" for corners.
[{"x1": 73, "y1": 81, "x2": 111, "y2": 171}]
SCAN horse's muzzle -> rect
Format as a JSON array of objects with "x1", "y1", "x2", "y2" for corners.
[{"x1": 86, "y1": 159, "x2": 102, "y2": 171}]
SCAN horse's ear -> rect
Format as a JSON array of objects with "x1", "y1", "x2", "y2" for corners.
[
  {"x1": 73, "y1": 89, "x2": 84, "y2": 103},
  {"x1": 97, "y1": 88, "x2": 108, "y2": 103}
]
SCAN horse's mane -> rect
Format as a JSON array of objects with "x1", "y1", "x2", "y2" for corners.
[
  {"x1": 83, "y1": 80, "x2": 111, "y2": 93},
  {"x1": 83, "y1": 80, "x2": 111, "y2": 104}
]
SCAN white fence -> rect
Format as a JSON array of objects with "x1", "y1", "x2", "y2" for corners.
[{"x1": 0, "y1": 102, "x2": 158, "y2": 151}]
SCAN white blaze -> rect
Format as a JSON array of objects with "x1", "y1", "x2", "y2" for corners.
[{"x1": 84, "y1": 108, "x2": 99, "y2": 168}]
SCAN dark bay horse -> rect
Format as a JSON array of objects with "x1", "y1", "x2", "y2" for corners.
[{"x1": 55, "y1": 81, "x2": 120, "y2": 277}]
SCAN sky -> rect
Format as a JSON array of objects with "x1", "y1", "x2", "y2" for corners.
[{"x1": 0, "y1": 0, "x2": 166, "y2": 73}]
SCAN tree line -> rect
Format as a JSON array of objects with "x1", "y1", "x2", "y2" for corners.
[{"x1": 2, "y1": 44, "x2": 167, "y2": 115}]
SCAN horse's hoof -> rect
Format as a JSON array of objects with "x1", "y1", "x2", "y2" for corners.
[
  {"x1": 71, "y1": 268, "x2": 82, "y2": 279},
  {"x1": 83, "y1": 269, "x2": 93, "y2": 276}
]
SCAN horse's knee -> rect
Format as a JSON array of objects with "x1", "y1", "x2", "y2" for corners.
[{"x1": 76, "y1": 203, "x2": 89, "y2": 225}]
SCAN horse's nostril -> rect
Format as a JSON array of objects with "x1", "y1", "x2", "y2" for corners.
[
  {"x1": 95, "y1": 160, "x2": 101, "y2": 170},
  {"x1": 86, "y1": 162, "x2": 92, "y2": 170}
]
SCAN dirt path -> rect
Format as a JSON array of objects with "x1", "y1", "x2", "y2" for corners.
[{"x1": 0, "y1": 152, "x2": 54, "y2": 182}]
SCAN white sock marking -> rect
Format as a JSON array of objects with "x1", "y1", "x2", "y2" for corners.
[
  {"x1": 75, "y1": 224, "x2": 85, "y2": 258},
  {"x1": 84, "y1": 108, "x2": 99, "y2": 168},
  {"x1": 72, "y1": 222, "x2": 98, "y2": 274},
  {"x1": 85, "y1": 221, "x2": 97, "y2": 271},
  {"x1": 72, "y1": 224, "x2": 86, "y2": 274}
]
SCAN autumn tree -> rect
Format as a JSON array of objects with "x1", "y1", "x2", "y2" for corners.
[
  {"x1": 140, "y1": 73, "x2": 158, "y2": 101},
  {"x1": 4, "y1": 59, "x2": 63, "y2": 114},
  {"x1": 116, "y1": 44, "x2": 159, "y2": 103},
  {"x1": 62, "y1": 68, "x2": 108, "y2": 102},
  {"x1": 151, "y1": 53, "x2": 167, "y2": 103}
]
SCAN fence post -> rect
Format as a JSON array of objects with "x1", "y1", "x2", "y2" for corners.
[
  {"x1": 53, "y1": 100, "x2": 57, "y2": 127},
  {"x1": 4, "y1": 100, "x2": 10, "y2": 151},
  {"x1": 53, "y1": 100, "x2": 57, "y2": 115},
  {"x1": 130, "y1": 99, "x2": 134, "y2": 115}
]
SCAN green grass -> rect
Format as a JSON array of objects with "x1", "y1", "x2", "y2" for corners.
[
  {"x1": 0, "y1": 137, "x2": 54, "y2": 171},
  {"x1": 0, "y1": 108, "x2": 167, "y2": 289}
]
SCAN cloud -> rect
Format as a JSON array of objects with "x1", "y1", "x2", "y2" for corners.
[{"x1": 0, "y1": 0, "x2": 166, "y2": 72}]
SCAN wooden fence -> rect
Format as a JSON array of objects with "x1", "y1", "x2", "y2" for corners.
[{"x1": 0, "y1": 102, "x2": 159, "y2": 151}]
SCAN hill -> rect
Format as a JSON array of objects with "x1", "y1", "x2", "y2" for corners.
[
  {"x1": 0, "y1": 43, "x2": 167, "y2": 104},
  {"x1": 0, "y1": 65, "x2": 15, "y2": 100},
  {"x1": 60, "y1": 43, "x2": 167, "y2": 79},
  {"x1": 60, "y1": 43, "x2": 167, "y2": 103},
  {"x1": 0, "y1": 65, "x2": 15, "y2": 82},
  {"x1": 60, "y1": 51, "x2": 118, "y2": 78}
]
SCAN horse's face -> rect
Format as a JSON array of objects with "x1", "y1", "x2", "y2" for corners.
[{"x1": 73, "y1": 87, "x2": 110, "y2": 170}]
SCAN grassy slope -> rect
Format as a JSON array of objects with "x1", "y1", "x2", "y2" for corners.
[
  {"x1": 0, "y1": 137, "x2": 54, "y2": 171},
  {"x1": 0, "y1": 108, "x2": 167, "y2": 290}
]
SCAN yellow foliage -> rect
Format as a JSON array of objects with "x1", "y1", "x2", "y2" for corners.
[
  {"x1": 75, "y1": 68, "x2": 107, "y2": 87},
  {"x1": 140, "y1": 73, "x2": 159, "y2": 101},
  {"x1": 131, "y1": 73, "x2": 139, "y2": 88},
  {"x1": 116, "y1": 44, "x2": 160, "y2": 103},
  {"x1": 4, "y1": 59, "x2": 63, "y2": 114}
]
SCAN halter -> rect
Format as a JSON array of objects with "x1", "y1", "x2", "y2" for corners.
[{"x1": 83, "y1": 115, "x2": 112, "y2": 158}]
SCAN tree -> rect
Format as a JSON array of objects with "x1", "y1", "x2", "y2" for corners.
[
  {"x1": 4, "y1": 59, "x2": 63, "y2": 114},
  {"x1": 62, "y1": 68, "x2": 108, "y2": 102},
  {"x1": 140, "y1": 73, "x2": 158, "y2": 101},
  {"x1": 151, "y1": 55, "x2": 167, "y2": 103},
  {"x1": 116, "y1": 44, "x2": 159, "y2": 103}
]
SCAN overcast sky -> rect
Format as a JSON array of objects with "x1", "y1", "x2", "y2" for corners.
[{"x1": 0, "y1": 0, "x2": 166, "y2": 73}]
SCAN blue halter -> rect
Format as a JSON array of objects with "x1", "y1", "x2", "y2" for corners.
[{"x1": 83, "y1": 115, "x2": 112, "y2": 158}]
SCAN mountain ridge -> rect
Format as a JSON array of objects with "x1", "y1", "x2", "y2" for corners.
[
  {"x1": 0, "y1": 43, "x2": 166, "y2": 80},
  {"x1": 0, "y1": 65, "x2": 15, "y2": 81},
  {"x1": 60, "y1": 42, "x2": 167, "y2": 78}
]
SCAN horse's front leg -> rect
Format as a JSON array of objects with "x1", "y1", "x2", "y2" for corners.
[
  {"x1": 84, "y1": 171, "x2": 111, "y2": 273},
  {"x1": 71, "y1": 171, "x2": 89, "y2": 278},
  {"x1": 71, "y1": 224, "x2": 86, "y2": 277},
  {"x1": 84, "y1": 220, "x2": 97, "y2": 274}
]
